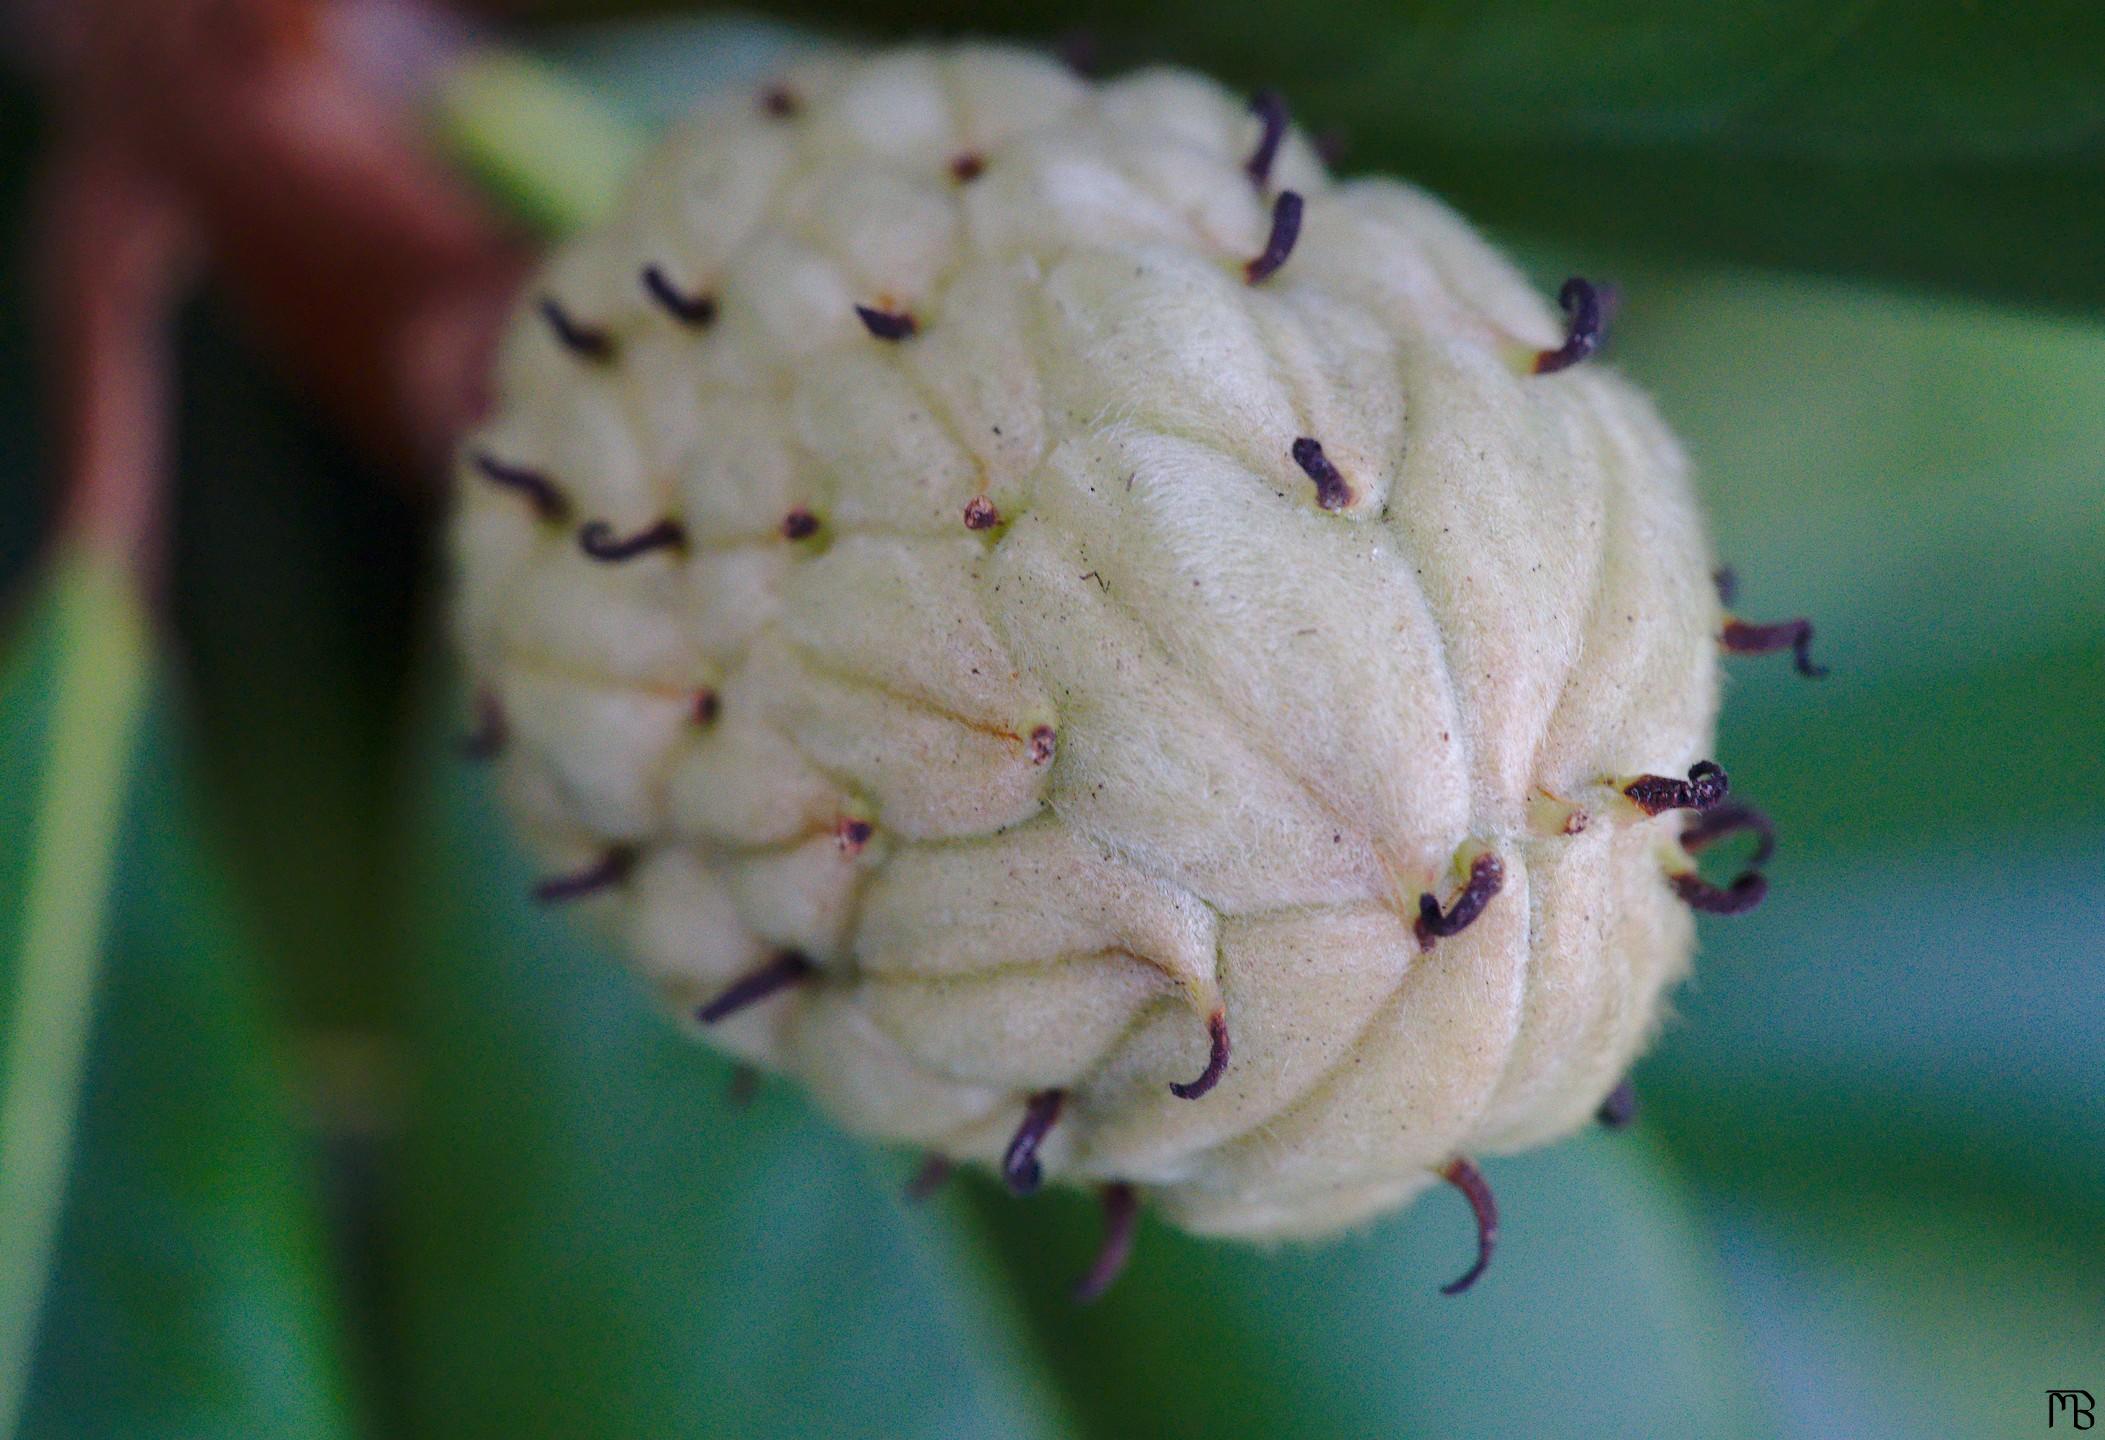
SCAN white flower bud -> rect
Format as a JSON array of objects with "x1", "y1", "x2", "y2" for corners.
[{"x1": 452, "y1": 43, "x2": 1762, "y2": 1284}]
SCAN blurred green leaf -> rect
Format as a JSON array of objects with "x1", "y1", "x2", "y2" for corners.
[
  {"x1": 1647, "y1": 837, "x2": 2105, "y2": 1225},
  {"x1": 1708, "y1": 1178, "x2": 2105, "y2": 1439},
  {"x1": 392, "y1": 677, "x2": 1776, "y2": 1439},
  {"x1": 166, "y1": 306, "x2": 428, "y2": 1032},
  {"x1": 0, "y1": 563, "x2": 362, "y2": 1440},
  {"x1": 0, "y1": 555, "x2": 152, "y2": 1436},
  {"x1": 742, "y1": 0, "x2": 2105, "y2": 316}
]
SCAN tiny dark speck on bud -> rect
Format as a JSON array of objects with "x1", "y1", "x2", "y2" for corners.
[
  {"x1": 692, "y1": 688, "x2": 721, "y2": 726},
  {"x1": 963, "y1": 495, "x2": 1001, "y2": 531},
  {"x1": 759, "y1": 84, "x2": 800, "y2": 118},
  {"x1": 949, "y1": 151, "x2": 987, "y2": 183},
  {"x1": 1028, "y1": 725, "x2": 1057, "y2": 765},
  {"x1": 781, "y1": 507, "x2": 821, "y2": 541}
]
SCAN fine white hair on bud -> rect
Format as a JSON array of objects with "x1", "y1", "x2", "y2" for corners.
[{"x1": 451, "y1": 42, "x2": 1796, "y2": 1294}]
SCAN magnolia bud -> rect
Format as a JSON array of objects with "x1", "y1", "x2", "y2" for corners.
[{"x1": 451, "y1": 44, "x2": 1781, "y2": 1290}]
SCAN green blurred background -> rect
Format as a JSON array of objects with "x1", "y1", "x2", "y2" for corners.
[{"x1": 3, "y1": 6, "x2": 2102, "y2": 1438}]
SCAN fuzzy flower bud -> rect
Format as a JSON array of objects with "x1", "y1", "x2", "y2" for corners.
[{"x1": 451, "y1": 44, "x2": 1739, "y2": 1261}]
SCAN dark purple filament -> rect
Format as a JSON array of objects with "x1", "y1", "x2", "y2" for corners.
[
  {"x1": 641, "y1": 265, "x2": 718, "y2": 327},
  {"x1": 1623, "y1": 761, "x2": 1729, "y2": 817},
  {"x1": 1415, "y1": 852, "x2": 1506, "y2": 950},
  {"x1": 1681, "y1": 800, "x2": 1776, "y2": 868},
  {"x1": 1245, "y1": 190, "x2": 1304, "y2": 284},
  {"x1": 1072, "y1": 1183, "x2": 1140, "y2": 1304},
  {"x1": 1001, "y1": 1089, "x2": 1065, "y2": 1195},
  {"x1": 1438, "y1": 1156, "x2": 1498, "y2": 1296},
  {"x1": 1290, "y1": 437, "x2": 1353, "y2": 510},
  {"x1": 538, "y1": 296, "x2": 615, "y2": 362},
  {"x1": 698, "y1": 950, "x2": 816, "y2": 1026},
  {"x1": 1244, "y1": 89, "x2": 1289, "y2": 187},
  {"x1": 854, "y1": 304, "x2": 917, "y2": 341},
  {"x1": 532, "y1": 846, "x2": 637, "y2": 904},
  {"x1": 472, "y1": 452, "x2": 569, "y2": 522},
  {"x1": 1532, "y1": 276, "x2": 1608, "y2": 375},
  {"x1": 578, "y1": 518, "x2": 687, "y2": 562},
  {"x1": 1722, "y1": 616, "x2": 1827, "y2": 677},
  {"x1": 1670, "y1": 869, "x2": 1769, "y2": 915},
  {"x1": 1169, "y1": 1011, "x2": 1231, "y2": 1099}
]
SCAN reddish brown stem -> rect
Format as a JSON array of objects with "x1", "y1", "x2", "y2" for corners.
[
  {"x1": 53, "y1": 0, "x2": 530, "y2": 472},
  {"x1": 41, "y1": 140, "x2": 197, "y2": 582}
]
